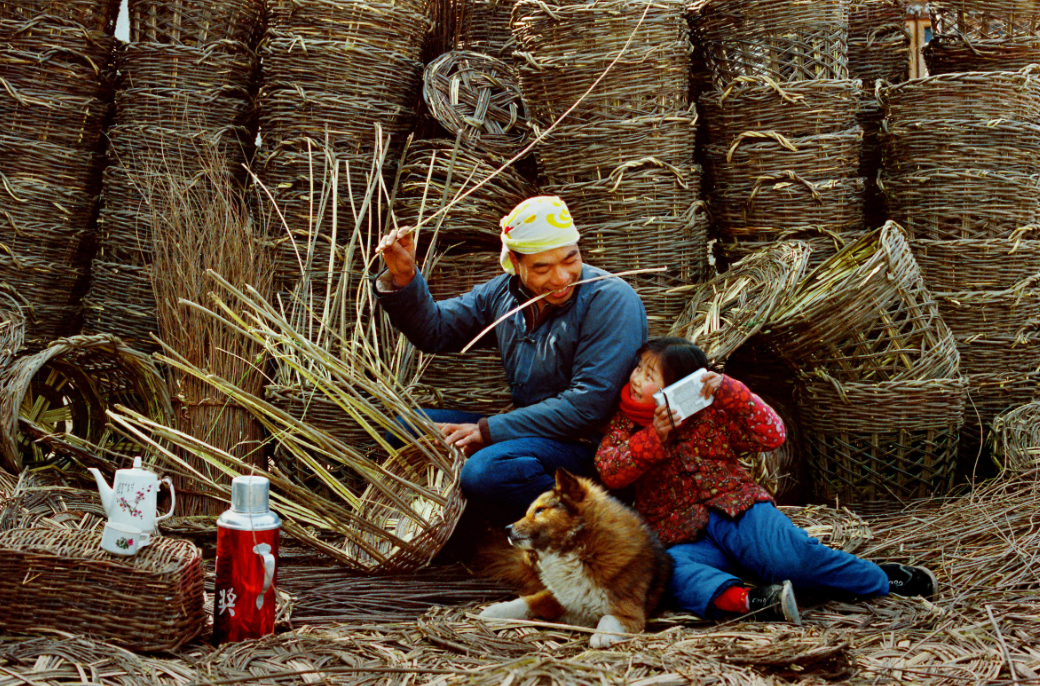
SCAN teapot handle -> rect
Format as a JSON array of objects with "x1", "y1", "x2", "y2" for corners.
[{"x1": 156, "y1": 477, "x2": 176, "y2": 522}]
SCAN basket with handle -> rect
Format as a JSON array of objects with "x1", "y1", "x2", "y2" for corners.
[
  {"x1": 710, "y1": 174, "x2": 865, "y2": 238},
  {"x1": 707, "y1": 127, "x2": 863, "y2": 190}
]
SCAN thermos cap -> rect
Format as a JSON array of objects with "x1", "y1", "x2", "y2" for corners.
[{"x1": 230, "y1": 475, "x2": 271, "y2": 514}]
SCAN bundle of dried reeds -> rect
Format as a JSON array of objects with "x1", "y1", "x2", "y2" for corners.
[{"x1": 141, "y1": 147, "x2": 272, "y2": 516}]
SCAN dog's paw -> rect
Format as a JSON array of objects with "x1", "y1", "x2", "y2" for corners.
[
  {"x1": 591, "y1": 614, "x2": 629, "y2": 649},
  {"x1": 479, "y1": 598, "x2": 531, "y2": 620}
]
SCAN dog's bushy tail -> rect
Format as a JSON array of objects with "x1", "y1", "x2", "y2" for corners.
[{"x1": 470, "y1": 526, "x2": 546, "y2": 596}]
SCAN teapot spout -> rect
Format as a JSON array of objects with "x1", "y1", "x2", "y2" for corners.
[{"x1": 87, "y1": 467, "x2": 115, "y2": 516}]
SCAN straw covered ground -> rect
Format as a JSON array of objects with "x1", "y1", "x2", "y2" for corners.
[{"x1": 2, "y1": 466, "x2": 1039, "y2": 685}]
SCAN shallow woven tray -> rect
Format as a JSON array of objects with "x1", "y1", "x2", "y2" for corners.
[
  {"x1": 929, "y1": 0, "x2": 1040, "y2": 39},
  {"x1": 707, "y1": 127, "x2": 863, "y2": 189},
  {"x1": 116, "y1": 40, "x2": 258, "y2": 91},
  {"x1": 881, "y1": 168, "x2": 1040, "y2": 241},
  {"x1": 795, "y1": 376, "x2": 967, "y2": 515},
  {"x1": 989, "y1": 401, "x2": 1040, "y2": 474},
  {"x1": 710, "y1": 175, "x2": 865, "y2": 238},
  {"x1": 934, "y1": 277, "x2": 1040, "y2": 339},
  {"x1": 911, "y1": 238, "x2": 1040, "y2": 291},
  {"x1": 765, "y1": 223, "x2": 961, "y2": 382},
  {"x1": 533, "y1": 109, "x2": 698, "y2": 185},
  {"x1": 0, "y1": 334, "x2": 172, "y2": 474},
  {"x1": 423, "y1": 51, "x2": 528, "y2": 158},
  {"x1": 128, "y1": 0, "x2": 265, "y2": 48},
  {"x1": 881, "y1": 67, "x2": 1040, "y2": 123},
  {"x1": 266, "y1": 0, "x2": 430, "y2": 52},
  {"x1": 693, "y1": 0, "x2": 850, "y2": 89},
  {"x1": 699, "y1": 78, "x2": 861, "y2": 142},
  {"x1": 670, "y1": 241, "x2": 810, "y2": 365},
  {"x1": 0, "y1": 528, "x2": 204, "y2": 651},
  {"x1": 881, "y1": 119, "x2": 1040, "y2": 176},
  {"x1": 923, "y1": 34, "x2": 1040, "y2": 74}
]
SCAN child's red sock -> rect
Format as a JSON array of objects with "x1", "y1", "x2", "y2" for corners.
[{"x1": 712, "y1": 585, "x2": 749, "y2": 614}]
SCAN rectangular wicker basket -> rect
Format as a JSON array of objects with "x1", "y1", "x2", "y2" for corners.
[{"x1": 0, "y1": 528, "x2": 205, "y2": 651}]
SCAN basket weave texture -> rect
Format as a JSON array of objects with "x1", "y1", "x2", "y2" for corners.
[
  {"x1": 911, "y1": 238, "x2": 1040, "y2": 292},
  {"x1": 923, "y1": 35, "x2": 1040, "y2": 74},
  {"x1": 710, "y1": 175, "x2": 866, "y2": 238},
  {"x1": 0, "y1": 528, "x2": 205, "y2": 651},
  {"x1": 849, "y1": 0, "x2": 909, "y2": 84},
  {"x1": 882, "y1": 119, "x2": 1040, "y2": 176},
  {"x1": 989, "y1": 401, "x2": 1040, "y2": 474},
  {"x1": 128, "y1": 0, "x2": 265, "y2": 48},
  {"x1": 795, "y1": 376, "x2": 967, "y2": 514},
  {"x1": 266, "y1": 0, "x2": 430, "y2": 49},
  {"x1": 929, "y1": 0, "x2": 1040, "y2": 39},
  {"x1": 707, "y1": 127, "x2": 864, "y2": 189},
  {"x1": 881, "y1": 67, "x2": 1040, "y2": 123},
  {"x1": 934, "y1": 277, "x2": 1040, "y2": 339}
]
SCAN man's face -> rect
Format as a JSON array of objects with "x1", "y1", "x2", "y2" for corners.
[{"x1": 509, "y1": 245, "x2": 583, "y2": 307}]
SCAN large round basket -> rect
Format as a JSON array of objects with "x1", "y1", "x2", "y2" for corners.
[
  {"x1": 849, "y1": 0, "x2": 910, "y2": 84},
  {"x1": 923, "y1": 35, "x2": 1040, "y2": 74},
  {"x1": 0, "y1": 335, "x2": 172, "y2": 474},
  {"x1": 423, "y1": 51, "x2": 528, "y2": 158},
  {"x1": 911, "y1": 238, "x2": 1040, "y2": 292},
  {"x1": 795, "y1": 376, "x2": 967, "y2": 515},
  {"x1": 934, "y1": 277, "x2": 1040, "y2": 339},
  {"x1": 266, "y1": 0, "x2": 430, "y2": 56},
  {"x1": 710, "y1": 175, "x2": 865, "y2": 238},
  {"x1": 881, "y1": 67, "x2": 1040, "y2": 123},
  {"x1": 881, "y1": 119, "x2": 1040, "y2": 176},
  {"x1": 0, "y1": 88, "x2": 109, "y2": 152},
  {"x1": 989, "y1": 401, "x2": 1040, "y2": 474},
  {"x1": 707, "y1": 127, "x2": 863, "y2": 189},
  {"x1": 929, "y1": 0, "x2": 1040, "y2": 39},
  {"x1": 0, "y1": 0, "x2": 121, "y2": 33},
  {"x1": 670, "y1": 241, "x2": 811, "y2": 365},
  {"x1": 128, "y1": 0, "x2": 265, "y2": 48},
  {"x1": 116, "y1": 41, "x2": 258, "y2": 91}
]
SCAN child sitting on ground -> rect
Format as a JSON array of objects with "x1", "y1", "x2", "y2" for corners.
[{"x1": 595, "y1": 336, "x2": 937, "y2": 624}]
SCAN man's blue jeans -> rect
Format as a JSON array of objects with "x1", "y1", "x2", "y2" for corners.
[
  {"x1": 667, "y1": 502, "x2": 890, "y2": 618},
  {"x1": 402, "y1": 409, "x2": 598, "y2": 525}
]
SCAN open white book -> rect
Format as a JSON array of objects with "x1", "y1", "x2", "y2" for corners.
[{"x1": 653, "y1": 368, "x2": 714, "y2": 422}]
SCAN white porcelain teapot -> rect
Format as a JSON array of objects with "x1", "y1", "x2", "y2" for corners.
[{"x1": 89, "y1": 456, "x2": 175, "y2": 547}]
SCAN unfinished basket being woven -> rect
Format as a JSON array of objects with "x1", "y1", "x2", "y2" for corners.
[
  {"x1": 417, "y1": 351, "x2": 513, "y2": 416},
  {"x1": 881, "y1": 67, "x2": 1040, "y2": 123},
  {"x1": 911, "y1": 238, "x2": 1040, "y2": 291},
  {"x1": 0, "y1": 334, "x2": 172, "y2": 474},
  {"x1": 923, "y1": 35, "x2": 1040, "y2": 74},
  {"x1": 795, "y1": 376, "x2": 967, "y2": 514},
  {"x1": 930, "y1": 0, "x2": 1040, "y2": 39},
  {"x1": 693, "y1": 0, "x2": 850, "y2": 89},
  {"x1": 764, "y1": 223, "x2": 961, "y2": 382},
  {"x1": 670, "y1": 241, "x2": 811, "y2": 365},
  {"x1": 0, "y1": 528, "x2": 204, "y2": 651},
  {"x1": 881, "y1": 119, "x2": 1040, "y2": 176},
  {"x1": 989, "y1": 401, "x2": 1040, "y2": 474},
  {"x1": 699, "y1": 78, "x2": 861, "y2": 142},
  {"x1": 881, "y1": 169, "x2": 1040, "y2": 241},
  {"x1": 423, "y1": 51, "x2": 528, "y2": 157}
]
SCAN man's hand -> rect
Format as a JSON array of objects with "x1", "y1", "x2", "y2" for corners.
[
  {"x1": 376, "y1": 227, "x2": 418, "y2": 288},
  {"x1": 437, "y1": 422, "x2": 485, "y2": 457},
  {"x1": 652, "y1": 404, "x2": 681, "y2": 443}
]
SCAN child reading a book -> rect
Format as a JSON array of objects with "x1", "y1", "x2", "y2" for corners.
[{"x1": 595, "y1": 336, "x2": 937, "y2": 624}]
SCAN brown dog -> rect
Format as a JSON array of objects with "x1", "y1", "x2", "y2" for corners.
[{"x1": 478, "y1": 468, "x2": 672, "y2": 648}]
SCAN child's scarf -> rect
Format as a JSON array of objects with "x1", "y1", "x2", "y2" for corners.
[{"x1": 619, "y1": 383, "x2": 656, "y2": 427}]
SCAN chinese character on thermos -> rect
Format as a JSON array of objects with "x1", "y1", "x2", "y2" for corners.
[{"x1": 213, "y1": 475, "x2": 281, "y2": 645}]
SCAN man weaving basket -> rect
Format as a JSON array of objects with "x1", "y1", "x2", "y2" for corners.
[{"x1": 375, "y1": 195, "x2": 647, "y2": 527}]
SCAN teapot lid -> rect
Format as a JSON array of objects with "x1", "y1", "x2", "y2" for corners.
[{"x1": 119, "y1": 456, "x2": 158, "y2": 480}]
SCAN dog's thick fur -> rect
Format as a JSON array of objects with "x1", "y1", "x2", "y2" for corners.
[{"x1": 478, "y1": 469, "x2": 672, "y2": 648}]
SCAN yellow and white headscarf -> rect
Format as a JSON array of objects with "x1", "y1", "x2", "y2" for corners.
[{"x1": 499, "y1": 195, "x2": 581, "y2": 274}]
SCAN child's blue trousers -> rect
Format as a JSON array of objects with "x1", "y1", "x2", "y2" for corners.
[{"x1": 666, "y1": 502, "x2": 890, "y2": 618}]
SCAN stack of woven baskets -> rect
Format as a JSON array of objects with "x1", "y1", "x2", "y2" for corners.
[
  {"x1": 693, "y1": 0, "x2": 869, "y2": 271},
  {"x1": 925, "y1": 0, "x2": 1040, "y2": 74},
  {"x1": 513, "y1": 0, "x2": 705, "y2": 336},
  {"x1": 881, "y1": 68, "x2": 1040, "y2": 467},
  {"x1": 0, "y1": 3, "x2": 119, "y2": 346},
  {"x1": 81, "y1": 0, "x2": 264, "y2": 351},
  {"x1": 456, "y1": 0, "x2": 514, "y2": 59},
  {"x1": 257, "y1": 0, "x2": 431, "y2": 297},
  {"x1": 761, "y1": 224, "x2": 965, "y2": 514}
]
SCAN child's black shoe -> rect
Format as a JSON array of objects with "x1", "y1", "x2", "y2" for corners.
[
  {"x1": 880, "y1": 563, "x2": 938, "y2": 598},
  {"x1": 747, "y1": 580, "x2": 801, "y2": 625}
]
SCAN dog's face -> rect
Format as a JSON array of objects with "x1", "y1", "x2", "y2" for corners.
[{"x1": 506, "y1": 469, "x2": 588, "y2": 551}]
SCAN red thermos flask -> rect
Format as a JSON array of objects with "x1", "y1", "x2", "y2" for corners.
[{"x1": 213, "y1": 475, "x2": 281, "y2": 645}]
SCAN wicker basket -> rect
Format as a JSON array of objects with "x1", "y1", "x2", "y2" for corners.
[
  {"x1": 881, "y1": 67, "x2": 1040, "y2": 123},
  {"x1": 881, "y1": 169, "x2": 1040, "y2": 241},
  {"x1": 849, "y1": 0, "x2": 910, "y2": 84},
  {"x1": 114, "y1": 87, "x2": 256, "y2": 132},
  {"x1": 911, "y1": 238, "x2": 1040, "y2": 292},
  {"x1": 955, "y1": 333, "x2": 1040, "y2": 376},
  {"x1": 881, "y1": 119, "x2": 1040, "y2": 176},
  {"x1": 0, "y1": 0, "x2": 122, "y2": 33},
  {"x1": 795, "y1": 376, "x2": 967, "y2": 514},
  {"x1": 0, "y1": 482, "x2": 106, "y2": 532},
  {"x1": 699, "y1": 78, "x2": 861, "y2": 142},
  {"x1": 342, "y1": 439, "x2": 466, "y2": 574},
  {"x1": 0, "y1": 334, "x2": 172, "y2": 474},
  {"x1": 765, "y1": 223, "x2": 961, "y2": 382},
  {"x1": 128, "y1": 0, "x2": 265, "y2": 48},
  {"x1": 671, "y1": 241, "x2": 810, "y2": 365},
  {"x1": 923, "y1": 34, "x2": 1040, "y2": 75},
  {"x1": 707, "y1": 127, "x2": 864, "y2": 189},
  {"x1": 628, "y1": 268, "x2": 704, "y2": 338},
  {"x1": 0, "y1": 33, "x2": 113, "y2": 101},
  {"x1": 533, "y1": 109, "x2": 698, "y2": 185},
  {"x1": 426, "y1": 252, "x2": 502, "y2": 301},
  {"x1": 693, "y1": 0, "x2": 850, "y2": 89},
  {"x1": 930, "y1": 0, "x2": 1040, "y2": 39},
  {"x1": 417, "y1": 352, "x2": 513, "y2": 416},
  {"x1": 710, "y1": 175, "x2": 866, "y2": 238},
  {"x1": 267, "y1": 0, "x2": 430, "y2": 51},
  {"x1": 80, "y1": 272, "x2": 160, "y2": 352},
  {"x1": 962, "y1": 371, "x2": 1040, "y2": 455},
  {"x1": 0, "y1": 88, "x2": 109, "y2": 152},
  {"x1": 0, "y1": 528, "x2": 204, "y2": 651},
  {"x1": 715, "y1": 230, "x2": 869, "y2": 274},
  {"x1": 116, "y1": 41, "x2": 258, "y2": 91},
  {"x1": 935, "y1": 277, "x2": 1040, "y2": 339},
  {"x1": 989, "y1": 401, "x2": 1040, "y2": 474},
  {"x1": 423, "y1": 51, "x2": 528, "y2": 158},
  {"x1": 0, "y1": 248, "x2": 87, "y2": 345},
  {"x1": 457, "y1": 0, "x2": 515, "y2": 58}
]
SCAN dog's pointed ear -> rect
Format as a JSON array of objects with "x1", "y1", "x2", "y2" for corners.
[{"x1": 554, "y1": 468, "x2": 586, "y2": 504}]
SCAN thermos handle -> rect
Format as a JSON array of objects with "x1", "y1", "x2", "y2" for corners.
[
  {"x1": 253, "y1": 543, "x2": 276, "y2": 610},
  {"x1": 157, "y1": 477, "x2": 176, "y2": 523}
]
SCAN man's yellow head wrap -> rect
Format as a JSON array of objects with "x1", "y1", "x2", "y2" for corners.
[{"x1": 499, "y1": 195, "x2": 581, "y2": 274}]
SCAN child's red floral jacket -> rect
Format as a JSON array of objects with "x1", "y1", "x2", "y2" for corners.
[{"x1": 595, "y1": 374, "x2": 786, "y2": 546}]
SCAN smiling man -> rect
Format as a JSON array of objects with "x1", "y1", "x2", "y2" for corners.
[{"x1": 375, "y1": 196, "x2": 647, "y2": 528}]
